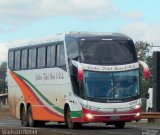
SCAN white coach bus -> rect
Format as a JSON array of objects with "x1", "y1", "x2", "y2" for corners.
[{"x1": 8, "y1": 32, "x2": 149, "y2": 129}]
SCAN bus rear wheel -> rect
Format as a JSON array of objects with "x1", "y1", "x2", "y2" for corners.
[
  {"x1": 21, "y1": 107, "x2": 28, "y2": 127},
  {"x1": 27, "y1": 106, "x2": 45, "y2": 127},
  {"x1": 27, "y1": 106, "x2": 36, "y2": 127}
]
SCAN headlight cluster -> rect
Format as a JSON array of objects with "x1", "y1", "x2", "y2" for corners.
[
  {"x1": 80, "y1": 103, "x2": 99, "y2": 110},
  {"x1": 86, "y1": 113, "x2": 94, "y2": 119},
  {"x1": 134, "y1": 105, "x2": 141, "y2": 110}
]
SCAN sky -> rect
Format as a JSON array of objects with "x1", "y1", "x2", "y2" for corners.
[{"x1": 0, "y1": 0, "x2": 160, "y2": 62}]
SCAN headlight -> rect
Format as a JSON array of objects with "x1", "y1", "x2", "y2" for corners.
[
  {"x1": 135, "y1": 112, "x2": 140, "y2": 117},
  {"x1": 80, "y1": 103, "x2": 99, "y2": 110},
  {"x1": 134, "y1": 105, "x2": 141, "y2": 109},
  {"x1": 86, "y1": 113, "x2": 93, "y2": 119}
]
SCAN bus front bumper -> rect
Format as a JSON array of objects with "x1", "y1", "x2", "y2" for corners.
[{"x1": 71, "y1": 107, "x2": 141, "y2": 123}]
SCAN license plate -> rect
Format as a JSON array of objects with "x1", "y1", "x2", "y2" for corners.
[{"x1": 110, "y1": 116, "x2": 120, "y2": 120}]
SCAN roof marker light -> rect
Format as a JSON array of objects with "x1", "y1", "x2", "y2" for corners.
[{"x1": 102, "y1": 38, "x2": 112, "y2": 40}]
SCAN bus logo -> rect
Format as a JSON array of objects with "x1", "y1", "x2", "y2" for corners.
[{"x1": 113, "y1": 109, "x2": 117, "y2": 113}]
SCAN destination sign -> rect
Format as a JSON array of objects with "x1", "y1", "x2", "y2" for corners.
[{"x1": 81, "y1": 62, "x2": 139, "y2": 72}]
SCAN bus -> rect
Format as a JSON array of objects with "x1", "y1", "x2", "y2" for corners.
[
  {"x1": 146, "y1": 88, "x2": 153, "y2": 112},
  {"x1": 8, "y1": 32, "x2": 149, "y2": 129}
]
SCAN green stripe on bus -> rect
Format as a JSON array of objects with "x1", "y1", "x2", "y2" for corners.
[
  {"x1": 15, "y1": 73, "x2": 64, "y2": 114},
  {"x1": 71, "y1": 111, "x2": 82, "y2": 117}
]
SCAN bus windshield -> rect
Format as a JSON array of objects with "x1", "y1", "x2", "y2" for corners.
[
  {"x1": 84, "y1": 69, "x2": 139, "y2": 101},
  {"x1": 79, "y1": 39, "x2": 137, "y2": 65}
]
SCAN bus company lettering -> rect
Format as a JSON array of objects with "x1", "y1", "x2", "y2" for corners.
[
  {"x1": 130, "y1": 100, "x2": 138, "y2": 106},
  {"x1": 35, "y1": 72, "x2": 64, "y2": 81},
  {"x1": 82, "y1": 62, "x2": 139, "y2": 72}
]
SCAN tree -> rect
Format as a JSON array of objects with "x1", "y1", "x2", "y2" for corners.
[
  {"x1": 135, "y1": 41, "x2": 152, "y2": 84},
  {"x1": 135, "y1": 41, "x2": 151, "y2": 61},
  {"x1": 0, "y1": 62, "x2": 7, "y2": 93},
  {"x1": 135, "y1": 41, "x2": 152, "y2": 111}
]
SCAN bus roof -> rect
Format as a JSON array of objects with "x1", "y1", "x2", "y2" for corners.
[
  {"x1": 8, "y1": 32, "x2": 132, "y2": 51},
  {"x1": 65, "y1": 32, "x2": 132, "y2": 40}
]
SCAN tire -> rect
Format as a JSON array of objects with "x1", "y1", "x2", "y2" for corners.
[
  {"x1": 115, "y1": 122, "x2": 125, "y2": 129},
  {"x1": 27, "y1": 106, "x2": 36, "y2": 127},
  {"x1": 27, "y1": 106, "x2": 46, "y2": 127},
  {"x1": 21, "y1": 107, "x2": 28, "y2": 127},
  {"x1": 148, "y1": 108, "x2": 152, "y2": 112},
  {"x1": 65, "y1": 107, "x2": 81, "y2": 129},
  {"x1": 36, "y1": 121, "x2": 45, "y2": 127}
]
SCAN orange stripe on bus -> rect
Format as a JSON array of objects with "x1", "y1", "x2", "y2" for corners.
[{"x1": 10, "y1": 71, "x2": 64, "y2": 122}]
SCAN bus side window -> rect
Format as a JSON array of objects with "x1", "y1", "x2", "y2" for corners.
[
  {"x1": 47, "y1": 45, "x2": 56, "y2": 67},
  {"x1": 21, "y1": 49, "x2": 28, "y2": 70},
  {"x1": 37, "y1": 47, "x2": 46, "y2": 68},
  {"x1": 28, "y1": 48, "x2": 37, "y2": 69},
  {"x1": 8, "y1": 51, "x2": 14, "y2": 70},
  {"x1": 14, "y1": 50, "x2": 21, "y2": 70},
  {"x1": 57, "y1": 44, "x2": 66, "y2": 67},
  {"x1": 66, "y1": 38, "x2": 79, "y2": 60}
]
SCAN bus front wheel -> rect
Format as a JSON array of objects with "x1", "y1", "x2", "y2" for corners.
[
  {"x1": 115, "y1": 122, "x2": 125, "y2": 129},
  {"x1": 65, "y1": 107, "x2": 81, "y2": 129}
]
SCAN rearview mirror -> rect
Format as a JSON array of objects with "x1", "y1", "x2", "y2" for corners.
[{"x1": 139, "y1": 60, "x2": 150, "y2": 79}]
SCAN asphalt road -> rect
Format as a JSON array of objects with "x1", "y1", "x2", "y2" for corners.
[{"x1": 0, "y1": 118, "x2": 160, "y2": 135}]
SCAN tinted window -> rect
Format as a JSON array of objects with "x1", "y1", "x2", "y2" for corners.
[
  {"x1": 47, "y1": 45, "x2": 55, "y2": 67},
  {"x1": 79, "y1": 40, "x2": 137, "y2": 65},
  {"x1": 15, "y1": 50, "x2": 21, "y2": 70},
  {"x1": 37, "y1": 47, "x2": 46, "y2": 68},
  {"x1": 66, "y1": 39, "x2": 79, "y2": 60},
  {"x1": 21, "y1": 49, "x2": 28, "y2": 69},
  {"x1": 57, "y1": 44, "x2": 65, "y2": 66},
  {"x1": 84, "y1": 70, "x2": 139, "y2": 101},
  {"x1": 28, "y1": 48, "x2": 37, "y2": 68},
  {"x1": 8, "y1": 51, "x2": 14, "y2": 70}
]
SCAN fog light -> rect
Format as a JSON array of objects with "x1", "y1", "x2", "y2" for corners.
[
  {"x1": 135, "y1": 112, "x2": 140, "y2": 117},
  {"x1": 86, "y1": 113, "x2": 93, "y2": 119}
]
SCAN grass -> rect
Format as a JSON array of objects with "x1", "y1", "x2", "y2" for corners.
[{"x1": 127, "y1": 120, "x2": 160, "y2": 126}]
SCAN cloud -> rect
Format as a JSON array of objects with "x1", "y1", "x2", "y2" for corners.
[
  {"x1": 0, "y1": 0, "x2": 118, "y2": 24},
  {"x1": 122, "y1": 11, "x2": 143, "y2": 21},
  {"x1": 40, "y1": 0, "x2": 118, "y2": 20},
  {"x1": 0, "y1": 0, "x2": 42, "y2": 24},
  {"x1": 0, "y1": 43, "x2": 8, "y2": 63},
  {"x1": 0, "y1": 0, "x2": 142, "y2": 24},
  {"x1": 0, "y1": 39, "x2": 31, "y2": 63},
  {"x1": 119, "y1": 22, "x2": 160, "y2": 43}
]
